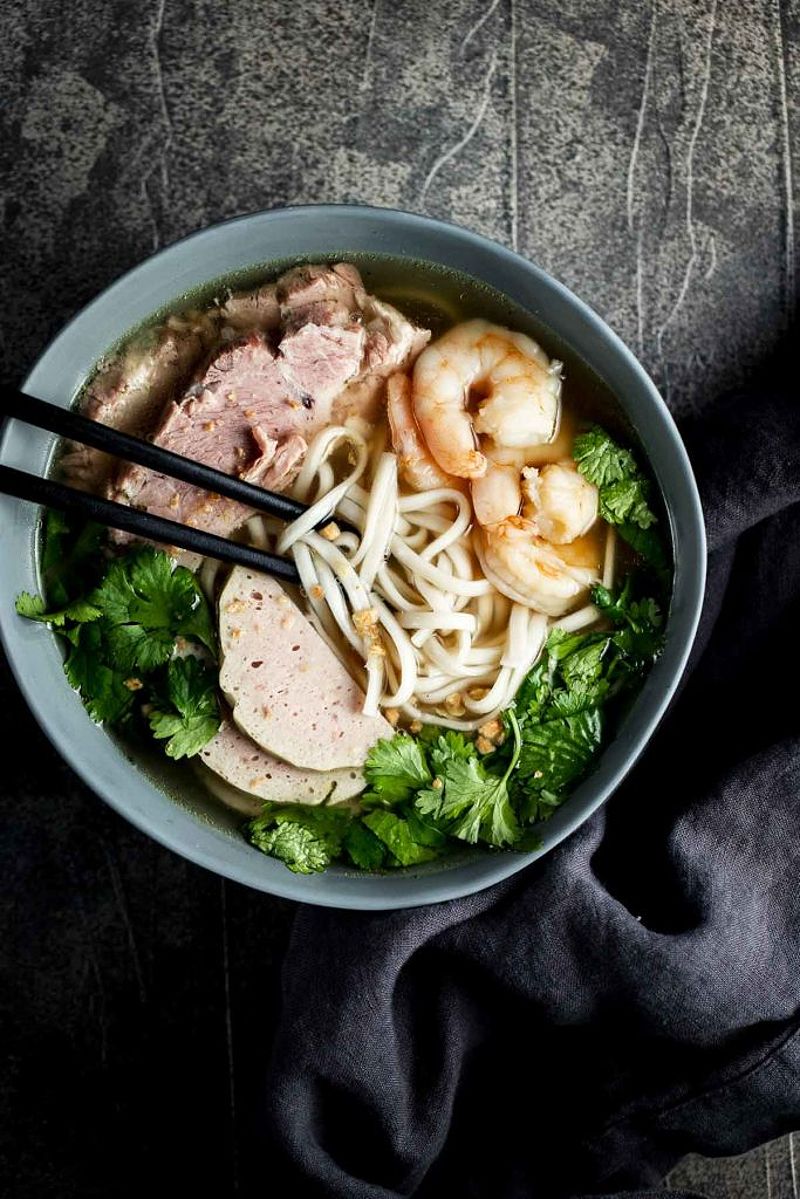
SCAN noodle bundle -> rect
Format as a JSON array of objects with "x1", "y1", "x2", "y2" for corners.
[{"x1": 204, "y1": 424, "x2": 616, "y2": 733}]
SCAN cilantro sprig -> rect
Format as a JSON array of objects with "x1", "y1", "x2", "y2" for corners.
[
  {"x1": 15, "y1": 522, "x2": 220, "y2": 759},
  {"x1": 414, "y1": 713, "x2": 521, "y2": 847},
  {"x1": 573, "y1": 426, "x2": 669, "y2": 575},
  {"x1": 511, "y1": 580, "x2": 664, "y2": 821},
  {"x1": 148, "y1": 656, "x2": 221, "y2": 759}
]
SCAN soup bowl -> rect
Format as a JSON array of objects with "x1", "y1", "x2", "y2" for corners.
[{"x1": 0, "y1": 205, "x2": 706, "y2": 909}]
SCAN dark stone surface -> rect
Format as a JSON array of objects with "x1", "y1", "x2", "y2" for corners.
[{"x1": 1, "y1": 1, "x2": 797, "y2": 1194}]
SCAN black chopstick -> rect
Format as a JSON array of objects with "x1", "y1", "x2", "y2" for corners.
[
  {"x1": 0, "y1": 388, "x2": 331, "y2": 530},
  {"x1": 0, "y1": 464, "x2": 302, "y2": 585}
]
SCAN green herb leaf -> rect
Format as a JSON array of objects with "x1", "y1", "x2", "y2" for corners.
[
  {"x1": 427, "y1": 730, "x2": 477, "y2": 776},
  {"x1": 105, "y1": 623, "x2": 175, "y2": 673},
  {"x1": 342, "y1": 820, "x2": 388, "y2": 871},
  {"x1": 616, "y1": 521, "x2": 671, "y2": 577},
  {"x1": 147, "y1": 656, "x2": 221, "y2": 759},
  {"x1": 573, "y1": 426, "x2": 666, "y2": 569},
  {"x1": 362, "y1": 810, "x2": 441, "y2": 866},
  {"x1": 90, "y1": 548, "x2": 216, "y2": 651},
  {"x1": 41, "y1": 513, "x2": 105, "y2": 607},
  {"x1": 435, "y1": 754, "x2": 519, "y2": 846},
  {"x1": 516, "y1": 708, "x2": 603, "y2": 799},
  {"x1": 572, "y1": 428, "x2": 636, "y2": 487},
  {"x1": 363, "y1": 733, "x2": 432, "y2": 805},
  {"x1": 416, "y1": 712, "x2": 522, "y2": 848},
  {"x1": 64, "y1": 622, "x2": 135, "y2": 725},
  {"x1": 510, "y1": 590, "x2": 663, "y2": 824},
  {"x1": 599, "y1": 476, "x2": 656, "y2": 530},
  {"x1": 14, "y1": 592, "x2": 102, "y2": 627},
  {"x1": 592, "y1": 581, "x2": 664, "y2": 663},
  {"x1": 246, "y1": 804, "x2": 352, "y2": 874}
]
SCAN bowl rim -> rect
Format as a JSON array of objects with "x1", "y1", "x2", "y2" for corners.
[{"x1": 0, "y1": 203, "x2": 707, "y2": 909}]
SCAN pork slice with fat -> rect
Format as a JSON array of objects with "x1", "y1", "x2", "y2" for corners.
[
  {"x1": 275, "y1": 262, "x2": 431, "y2": 422},
  {"x1": 110, "y1": 322, "x2": 364, "y2": 540},
  {"x1": 218, "y1": 283, "x2": 280, "y2": 334}
]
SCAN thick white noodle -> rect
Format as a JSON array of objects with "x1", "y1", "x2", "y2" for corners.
[
  {"x1": 602, "y1": 524, "x2": 616, "y2": 589},
  {"x1": 501, "y1": 604, "x2": 531, "y2": 668},
  {"x1": 352, "y1": 453, "x2": 398, "y2": 590},
  {"x1": 277, "y1": 426, "x2": 369, "y2": 554},
  {"x1": 553, "y1": 604, "x2": 600, "y2": 633}
]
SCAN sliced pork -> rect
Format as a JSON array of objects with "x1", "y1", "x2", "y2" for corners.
[
  {"x1": 279, "y1": 263, "x2": 432, "y2": 422},
  {"x1": 218, "y1": 283, "x2": 280, "y2": 334},
  {"x1": 110, "y1": 323, "x2": 364, "y2": 539},
  {"x1": 62, "y1": 313, "x2": 218, "y2": 491},
  {"x1": 218, "y1": 568, "x2": 393, "y2": 771},
  {"x1": 81, "y1": 262, "x2": 429, "y2": 544}
]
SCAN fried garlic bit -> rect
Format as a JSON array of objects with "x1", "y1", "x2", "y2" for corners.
[
  {"x1": 476, "y1": 719, "x2": 505, "y2": 755},
  {"x1": 443, "y1": 691, "x2": 466, "y2": 717},
  {"x1": 353, "y1": 607, "x2": 385, "y2": 657}
]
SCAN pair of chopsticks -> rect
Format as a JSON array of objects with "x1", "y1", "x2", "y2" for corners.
[{"x1": 0, "y1": 389, "x2": 344, "y2": 586}]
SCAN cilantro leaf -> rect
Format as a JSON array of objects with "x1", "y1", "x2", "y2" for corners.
[
  {"x1": 41, "y1": 513, "x2": 105, "y2": 607},
  {"x1": 364, "y1": 733, "x2": 432, "y2": 805},
  {"x1": 572, "y1": 428, "x2": 636, "y2": 487},
  {"x1": 592, "y1": 582, "x2": 664, "y2": 663},
  {"x1": 617, "y1": 521, "x2": 671, "y2": 578},
  {"x1": 246, "y1": 804, "x2": 352, "y2": 874},
  {"x1": 428, "y1": 730, "x2": 477, "y2": 775},
  {"x1": 362, "y1": 810, "x2": 441, "y2": 866},
  {"x1": 105, "y1": 623, "x2": 175, "y2": 673},
  {"x1": 599, "y1": 477, "x2": 656, "y2": 530},
  {"x1": 558, "y1": 637, "x2": 610, "y2": 691},
  {"x1": 573, "y1": 426, "x2": 667, "y2": 569},
  {"x1": 64, "y1": 622, "x2": 135, "y2": 724},
  {"x1": 432, "y1": 754, "x2": 519, "y2": 846},
  {"x1": 148, "y1": 656, "x2": 221, "y2": 759},
  {"x1": 343, "y1": 820, "x2": 388, "y2": 870},
  {"x1": 90, "y1": 548, "x2": 216, "y2": 652},
  {"x1": 404, "y1": 805, "x2": 449, "y2": 849},
  {"x1": 416, "y1": 712, "x2": 522, "y2": 848},
  {"x1": 15, "y1": 592, "x2": 102, "y2": 627}
]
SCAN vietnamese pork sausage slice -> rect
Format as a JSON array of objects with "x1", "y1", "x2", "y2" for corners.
[
  {"x1": 198, "y1": 715, "x2": 364, "y2": 813},
  {"x1": 218, "y1": 567, "x2": 393, "y2": 771}
]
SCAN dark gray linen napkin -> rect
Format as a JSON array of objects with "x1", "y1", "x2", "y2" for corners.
[{"x1": 261, "y1": 342, "x2": 800, "y2": 1198}]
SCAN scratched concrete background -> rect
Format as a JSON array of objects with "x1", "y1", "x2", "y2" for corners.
[{"x1": 0, "y1": 1, "x2": 798, "y2": 1195}]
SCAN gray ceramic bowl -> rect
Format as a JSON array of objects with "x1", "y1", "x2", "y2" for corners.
[{"x1": 0, "y1": 205, "x2": 706, "y2": 909}]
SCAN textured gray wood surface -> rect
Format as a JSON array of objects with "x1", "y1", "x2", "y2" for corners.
[{"x1": 1, "y1": 1, "x2": 798, "y2": 1195}]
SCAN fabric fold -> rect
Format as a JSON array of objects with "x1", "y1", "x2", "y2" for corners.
[{"x1": 263, "y1": 336, "x2": 800, "y2": 1198}]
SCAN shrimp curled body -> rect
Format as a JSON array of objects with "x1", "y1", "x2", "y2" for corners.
[
  {"x1": 472, "y1": 460, "x2": 600, "y2": 616},
  {"x1": 386, "y1": 373, "x2": 457, "y2": 492},
  {"x1": 412, "y1": 319, "x2": 562, "y2": 479},
  {"x1": 476, "y1": 516, "x2": 597, "y2": 617}
]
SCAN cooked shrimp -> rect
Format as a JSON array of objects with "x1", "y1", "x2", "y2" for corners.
[
  {"x1": 386, "y1": 374, "x2": 456, "y2": 492},
  {"x1": 476, "y1": 516, "x2": 598, "y2": 617},
  {"x1": 471, "y1": 458, "x2": 600, "y2": 615},
  {"x1": 472, "y1": 455, "x2": 597, "y2": 544},
  {"x1": 487, "y1": 406, "x2": 578, "y2": 470},
  {"x1": 521, "y1": 461, "x2": 598, "y2": 544},
  {"x1": 471, "y1": 462, "x2": 521, "y2": 526},
  {"x1": 412, "y1": 319, "x2": 561, "y2": 478}
]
